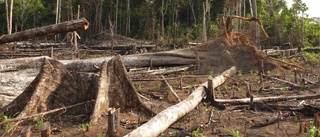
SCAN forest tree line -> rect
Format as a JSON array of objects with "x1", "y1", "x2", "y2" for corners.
[{"x1": 0, "y1": 0, "x2": 319, "y2": 48}]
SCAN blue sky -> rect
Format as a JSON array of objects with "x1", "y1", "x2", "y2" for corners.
[{"x1": 285, "y1": 0, "x2": 320, "y2": 17}]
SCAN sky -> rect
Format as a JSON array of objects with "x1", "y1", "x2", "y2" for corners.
[{"x1": 286, "y1": 0, "x2": 320, "y2": 18}]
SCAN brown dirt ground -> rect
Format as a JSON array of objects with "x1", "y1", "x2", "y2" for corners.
[
  {"x1": 7, "y1": 55, "x2": 317, "y2": 137},
  {"x1": 130, "y1": 58, "x2": 320, "y2": 137},
  {"x1": 0, "y1": 35, "x2": 320, "y2": 137}
]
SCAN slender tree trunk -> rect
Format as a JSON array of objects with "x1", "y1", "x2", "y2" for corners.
[
  {"x1": 252, "y1": 0, "x2": 260, "y2": 48},
  {"x1": 73, "y1": 5, "x2": 80, "y2": 58},
  {"x1": 243, "y1": 0, "x2": 246, "y2": 17},
  {"x1": 59, "y1": 0, "x2": 61, "y2": 23},
  {"x1": 188, "y1": 0, "x2": 196, "y2": 24},
  {"x1": 9, "y1": 0, "x2": 13, "y2": 34},
  {"x1": 55, "y1": 0, "x2": 59, "y2": 24},
  {"x1": 249, "y1": 0, "x2": 253, "y2": 17},
  {"x1": 115, "y1": 0, "x2": 118, "y2": 34},
  {"x1": 152, "y1": 14, "x2": 155, "y2": 42},
  {"x1": 5, "y1": 0, "x2": 9, "y2": 34},
  {"x1": 161, "y1": 0, "x2": 169, "y2": 42},
  {"x1": 238, "y1": 0, "x2": 242, "y2": 32},
  {"x1": 243, "y1": 0, "x2": 246, "y2": 32},
  {"x1": 161, "y1": 0, "x2": 165, "y2": 41},
  {"x1": 202, "y1": 0, "x2": 209, "y2": 42},
  {"x1": 55, "y1": 0, "x2": 60, "y2": 40},
  {"x1": 126, "y1": 0, "x2": 130, "y2": 36},
  {"x1": 302, "y1": 11, "x2": 304, "y2": 48}
]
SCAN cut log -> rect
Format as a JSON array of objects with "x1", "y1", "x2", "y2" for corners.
[
  {"x1": 214, "y1": 93, "x2": 320, "y2": 105},
  {"x1": 0, "y1": 18, "x2": 89, "y2": 45},
  {"x1": 124, "y1": 66, "x2": 237, "y2": 137},
  {"x1": 88, "y1": 45, "x2": 156, "y2": 50}
]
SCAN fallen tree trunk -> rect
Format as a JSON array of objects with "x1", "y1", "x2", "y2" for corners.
[
  {"x1": 89, "y1": 44, "x2": 156, "y2": 50},
  {"x1": 0, "y1": 18, "x2": 89, "y2": 45},
  {"x1": 214, "y1": 93, "x2": 320, "y2": 105},
  {"x1": 124, "y1": 66, "x2": 237, "y2": 137},
  {"x1": 61, "y1": 32, "x2": 278, "y2": 72}
]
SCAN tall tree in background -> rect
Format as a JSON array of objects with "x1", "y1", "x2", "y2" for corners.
[
  {"x1": 161, "y1": 0, "x2": 170, "y2": 43},
  {"x1": 126, "y1": 0, "x2": 130, "y2": 36},
  {"x1": 292, "y1": 0, "x2": 307, "y2": 47},
  {"x1": 5, "y1": 0, "x2": 13, "y2": 34},
  {"x1": 202, "y1": 0, "x2": 209, "y2": 42},
  {"x1": 252, "y1": 0, "x2": 260, "y2": 48},
  {"x1": 14, "y1": 0, "x2": 44, "y2": 31}
]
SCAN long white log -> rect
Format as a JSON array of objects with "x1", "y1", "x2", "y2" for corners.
[
  {"x1": 61, "y1": 50, "x2": 197, "y2": 72},
  {"x1": 124, "y1": 66, "x2": 237, "y2": 137}
]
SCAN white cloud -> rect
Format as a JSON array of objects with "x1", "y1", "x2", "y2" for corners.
[{"x1": 286, "y1": 0, "x2": 320, "y2": 17}]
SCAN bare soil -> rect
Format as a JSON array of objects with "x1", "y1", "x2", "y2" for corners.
[{"x1": 0, "y1": 33, "x2": 319, "y2": 137}]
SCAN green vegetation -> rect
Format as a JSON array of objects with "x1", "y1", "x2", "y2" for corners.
[
  {"x1": 280, "y1": 86, "x2": 288, "y2": 92},
  {"x1": 231, "y1": 130, "x2": 244, "y2": 137},
  {"x1": 0, "y1": 115, "x2": 12, "y2": 132},
  {"x1": 302, "y1": 51, "x2": 320, "y2": 65},
  {"x1": 267, "y1": 70, "x2": 271, "y2": 75},
  {"x1": 237, "y1": 70, "x2": 243, "y2": 76},
  {"x1": 249, "y1": 70, "x2": 258, "y2": 76},
  {"x1": 135, "y1": 84, "x2": 142, "y2": 90},
  {"x1": 98, "y1": 130, "x2": 104, "y2": 137},
  {"x1": 34, "y1": 117, "x2": 46, "y2": 129},
  {"x1": 0, "y1": 113, "x2": 19, "y2": 132},
  {"x1": 186, "y1": 126, "x2": 203, "y2": 137},
  {"x1": 191, "y1": 127, "x2": 203, "y2": 137},
  {"x1": 309, "y1": 123, "x2": 320, "y2": 137},
  {"x1": 79, "y1": 123, "x2": 89, "y2": 132}
]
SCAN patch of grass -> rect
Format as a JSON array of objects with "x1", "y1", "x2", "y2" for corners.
[
  {"x1": 231, "y1": 130, "x2": 244, "y2": 137},
  {"x1": 280, "y1": 87, "x2": 288, "y2": 92},
  {"x1": 223, "y1": 84, "x2": 229, "y2": 90},
  {"x1": 1, "y1": 115, "x2": 12, "y2": 132},
  {"x1": 189, "y1": 118, "x2": 193, "y2": 127},
  {"x1": 0, "y1": 112, "x2": 19, "y2": 132},
  {"x1": 302, "y1": 52, "x2": 320, "y2": 65},
  {"x1": 249, "y1": 70, "x2": 258, "y2": 76},
  {"x1": 135, "y1": 84, "x2": 142, "y2": 90},
  {"x1": 267, "y1": 70, "x2": 271, "y2": 75},
  {"x1": 237, "y1": 70, "x2": 243, "y2": 76},
  {"x1": 309, "y1": 123, "x2": 319, "y2": 137},
  {"x1": 191, "y1": 127, "x2": 203, "y2": 137},
  {"x1": 236, "y1": 87, "x2": 242, "y2": 92},
  {"x1": 208, "y1": 70, "x2": 214, "y2": 75},
  {"x1": 98, "y1": 130, "x2": 103, "y2": 137},
  {"x1": 34, "y1": 117, "x2": 46, "y2": 129},
  {"x1": 156, "y1": 83, "x2": 161, "y2": 89},
  {"x1": 79, "y1": 123, "x2": 89, "y2": 132}
]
